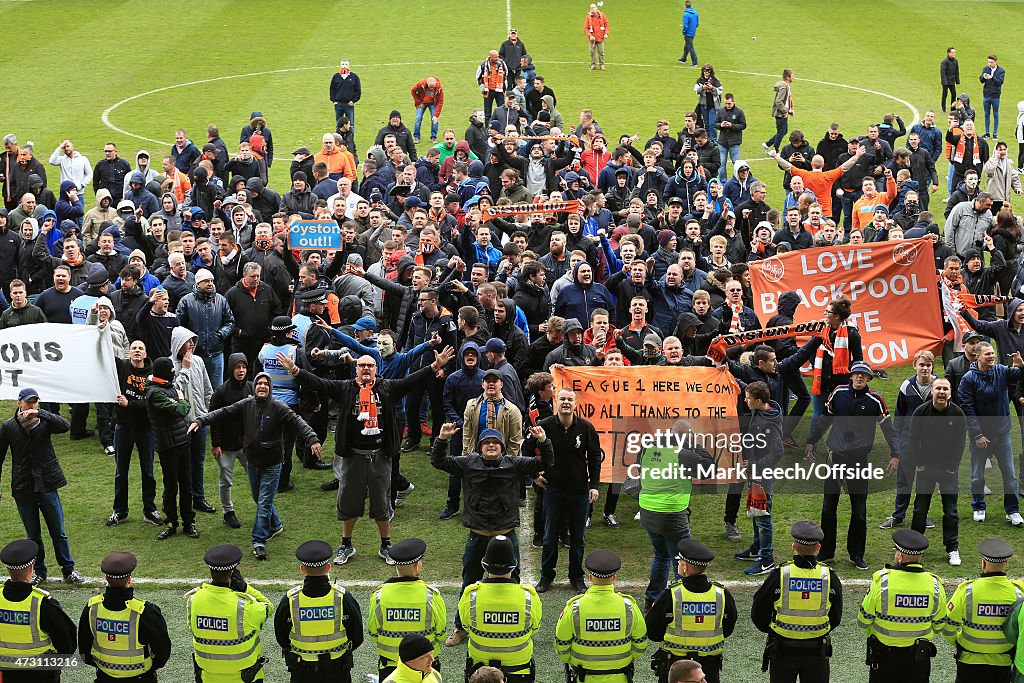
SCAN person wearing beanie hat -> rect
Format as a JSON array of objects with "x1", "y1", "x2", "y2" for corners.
[
  {"x1": 79, "y1": 551, "x2": 173, "y2": 679},
  {"x1": 282, "y1": 170, "x2": 317, "y2": 218},
  {"x1": 457, "y1": 534, "x2": 542, "y2": 676},
  {"x1": 375, "y1": 110, "x2": 418, "y2": 161},
  {"x1": 382, "y1": 634, "x2": 440, "y2": 683},
  {"x1": 176, "y1": 263, "x2": 234, "y2": 388},
  {"x1": 434, "y1": 421, "x2": 552, "y2": 647}
]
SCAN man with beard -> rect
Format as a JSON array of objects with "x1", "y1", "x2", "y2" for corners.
[{"x1": 554, "y1": 262, "x2": 612, "y2": 324}]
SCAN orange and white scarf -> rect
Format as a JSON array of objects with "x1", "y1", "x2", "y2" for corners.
[
  {"x1": 812, "y1": 324, "x2": 849, "y2": 395},
  {"x1": 951, "y1": 133, "x2": 981, "y2": 166},
  {"x1": 728, "y1": 301, "x2": 745, "y2": 334},
  {"x1": 357, "y1": 380, "x2": 380, "y2": 435}
]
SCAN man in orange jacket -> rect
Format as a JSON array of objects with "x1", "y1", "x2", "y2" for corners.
[
  {"x1": 314, "y1": 133, "x2": 356, "y2": 182},
  {"x1": 411, "y1": 77, "x2": 444, "y2": 145},
  {"x1": 585, "y1": 4, "x2": 609, "y2": 71}
]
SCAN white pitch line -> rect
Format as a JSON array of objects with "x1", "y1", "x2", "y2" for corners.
[{"x1": 505, "y1": 0, "x2": 512, "y2": 33}]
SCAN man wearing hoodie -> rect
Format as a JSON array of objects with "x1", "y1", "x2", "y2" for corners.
[
  {"x1": 239, "y1": 112, "x2": 274, "y2": 169},
  {"x1": 169, "y1": 327, "x2": 215, "y2": 518},
  {"x1": 123, "y1": 151, "x2": 156, "y2": 198},
  {"x1": 441, "y1": 342, "x2": 485, "y2": 519},
  {"x1": 679, "y1": 0, "x2": 699, "y2": 66},
  {"x1": 543, "y1": 318, "x2": 597, "y2": 369},
  {"x1": 945, "y1": 192, "x2": 994, "y2": 258},
  {"x1": 554, "y1": 262, "x2": 613, "y2": 326},
  {"x1": 376, "y1": 111, "x2": 418, "y2": 162},
  {"x1": 191, "y1": 371, "x2": 321, "y2": 560},
  {"x1": 763, "y1": 70, "x2": 795, "y2": 153},
  {"x1": 92, "y1": 143, "x2": 130, "y2": 203},
  {"x1": 207, "y1": 354, "x2": 252, "y2": 529},
  {"x1": 124, "y1": 172, "x2": 160, "y2": 218},
  {"x1": 722, "y1": 161, "x2": 757, "y2": 207},
  {"x1": 54, "y1": 181, "x2": 84, "y2": 228},
  {"x1": 82, "y1": 189, "x2": 117, "y2": 244}
]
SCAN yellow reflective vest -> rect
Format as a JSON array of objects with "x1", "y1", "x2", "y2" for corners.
[
  {"x1": 368, "y1": 577, "x2": 446, "y2": 669},
  {"x1": 857, "y1": 565, "x2": 947, "y2": 647},
  {"x1": 554, "y1": 584, "x2": 647, "y2": 682},
  {"x1": 458, "y1": 579, "x2": 541, "y2": 673},
  {"x1": 662, "y1": 581, "x2": 727, "y2": 656},
  {"x1": 185, "y1": 583, "x2": 271, "y2": 679},
  {"x1": 86, "y1": 594, "x2": 153, "y2": 678},
  {"x1": 770, "y1": 562, "x2": 832, "y2": 639},
  {"x1": 287, "y1": 584, "x2": 350, "y2": 662},
  {"x1": 0, "y1": 585, "x2": 54, "y2": 665},
  {"x1": 943, "y1": 574, "x2": 1023, "y2": 666}
]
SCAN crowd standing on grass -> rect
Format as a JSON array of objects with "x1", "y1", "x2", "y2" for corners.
[{"x1": 7, "y1": 7, "x2": 1024, "y2": 681}]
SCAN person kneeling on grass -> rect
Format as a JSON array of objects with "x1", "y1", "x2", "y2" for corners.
[{"x1": 190, "y1": 372, "x2": 322, "y2": 560}]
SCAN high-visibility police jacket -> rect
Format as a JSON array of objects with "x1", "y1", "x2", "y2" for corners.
[
  {"x1": 383, "y1": 659, "x2": 443, "y2": 683},
  {"x1": 638, "y1": 447, "x2": 691, "y2": 513},
  {"x1": 258, "y1": 342, "x2": 300, "y2": 405},
  {"x1": 857, "y1": 564, "x2": 947, "y2": 647},
  {"x1": 662, "y1": 580, "x2": 728, "y2": 657},
  {"x1": 943, "y1": 573, "x2": 1024, "y2": 666},
  {"x1": 0, "y1": 585, "x2": 54, "y2": 664},
  {"x1": 368, "y1": 576, "x2": 446, "y2": 668},
  {"x1": 458, "y1": 578, "x2": 541, "y2": 672},
  {"x1": 770, "y1": 562, "x2": 833, "y2": 640},
  {"x1": 287, "y1": 584, "x2": 350, "y2": 662},
  {"x1": 185, "y1": 583, "x2": 271, "y2": 679},
  {"x1": 85, "y1": 594, "x2": 153, "y2": 678},
  {"x1": 554, "y1": 584, "x2": 647, "y2": 681}
]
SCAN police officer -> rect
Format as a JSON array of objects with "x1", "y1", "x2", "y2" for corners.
[
  {"x1": 274, "y1": 540, "x2": 363, "y2": 682},
  {"x1": 858, "y1": 530, "x2": 947, "y2": 683},
  {"x1": 0, "y1": 540, "x2": 76, "y2": 683},
  {"x1": 751, "y1": 520, "x2": 843, "y2": 683},
  {"x1": 458, "y1": 536, "x2": 542, "y2": 683},
  {"x1": 385, "y1": 634, "x2": 442, "y2": 683},
  {"x1": 943, "y1": 538, "x2": 1021, "y2": 681},
  {"x1": 78, "y1": 551, "x2": 172, "y2": 682},
  {"x1": 184, "y1": 544, "x2": 272, "y2": 683},
  {"x1": 555, "y1": 550, "x2": 648, "y2": 683},
  {"x1": 369, "y1": 538, "x2": 446, "y2": 679},
  {"x1": 644, "y1": 540, "x2": 737, "y2": 683}
]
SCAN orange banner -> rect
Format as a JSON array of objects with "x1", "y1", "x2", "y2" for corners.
[
  {"x1": 748, "y1": 238, "x2": 943, "y2": 369},
  {"x1": 551, "y1": 366, "x2": 741, "y2": 484}
]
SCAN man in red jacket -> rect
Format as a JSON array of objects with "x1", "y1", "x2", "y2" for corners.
[{"x1": 410, "y1": 77, "x2": 445, "y2": 145}]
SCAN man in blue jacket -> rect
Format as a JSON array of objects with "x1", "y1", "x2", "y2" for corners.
[
  {"x1": 958, "y1": 341, "x2": 1024, "y2": 526},
  {"x1": 678, "y1": 1, "x2": 699, "y2": 67},
  {"x1": 980, "y1": 54, "x2": 1006, "y2": 139}
]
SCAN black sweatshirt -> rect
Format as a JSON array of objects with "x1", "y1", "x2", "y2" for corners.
[
  {"x1": 524, "y1": 414, "x2": 602, "y2": 493},
  {"x1": 115, "y1": 357, "x2": 152, "y2": 428},
  {"x1": 909, "y1": 400, "x2": 967, "y2": 471}
]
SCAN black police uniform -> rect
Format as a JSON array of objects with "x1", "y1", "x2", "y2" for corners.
[
  {"x1": 751, "y1": 521, "x2": 843, "y2": 683},
  {"x1": 0, "y1": 540, "x2": 77, "y2": 683},
  {"x1": 77, "y1": 552, "x2": 172, "y2": 683},
  {"x1": 274, "y1": 540, "x2": 363, "y2": 683}
]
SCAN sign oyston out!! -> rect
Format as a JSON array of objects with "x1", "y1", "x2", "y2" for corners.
[
  {"x1": 482, "y1": 200, "x2": 582, "y2": 219},
  {"x1": 749, "y1": 238, "x2": 943, "y2": 369},
  {"x1": 289, "y1": 220, "x2": 341, "y2": 250}
]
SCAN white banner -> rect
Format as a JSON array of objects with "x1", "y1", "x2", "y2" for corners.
[{"x1": 0, "y1": 323, "x2": 119, "y2": 402}]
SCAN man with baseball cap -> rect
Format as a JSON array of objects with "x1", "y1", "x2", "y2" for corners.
[
  {"x1": 806, "y1": 360, "x2": 901, "y2": 570},
  {"x1": 79, "y1": 551, "x2": 171, "y2": 680}
]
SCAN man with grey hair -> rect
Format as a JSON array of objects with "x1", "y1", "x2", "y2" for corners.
[
  {"x1": 160, "y1": 251, "x2": 195, "y2": 311},
  {"x1": 225, "y1": 262, "x2": 280, "y2": 374},
  {"x1": 944, "y1": 191, "x2": 994, "y2": 258}
]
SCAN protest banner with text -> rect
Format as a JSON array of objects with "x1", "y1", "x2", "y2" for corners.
[
  {"x1": 289, "y1": 220, "x2": 341, "y2": 250},
  {"x1": 0, "y1": 324, "x2": 119, "y2": 402}
]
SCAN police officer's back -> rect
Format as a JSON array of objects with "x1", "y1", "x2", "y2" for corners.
[
  {"x1": 184, "y1": 544, "x2": 272, "y2": 683},
  {"x1": 944, "y1": 538, "x2": 1022, "y2": 682},
  {"x1": 751, "y1": 520, "x2": 843, "y2": 683},
  {"x1": 644, "y1": 540, "x2": 737, "y2": 683},
  {"x1": 274, "y1": 540, "x2": 362, "y2": 682},
  {"x1": 458, "y1": 536, "x2": 542, "y2": 682},
  {"x1": 555, "y1": 550, "x2": 648, "y2": 683},
  {"x1": 857, "y1": 530, "x2": 947, "y2": 683},
  {"x1": 78, "y1": 552, "x2": 171, "y2": 682},
  {"x1": 368, "y1": 538, "x2": 445, "y2": 679},
  {"x1": 0, "y1": 540, "x2": 76, "y2": 683}
]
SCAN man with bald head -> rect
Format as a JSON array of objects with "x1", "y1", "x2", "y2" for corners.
[
  {"x1": 478, "y1": 50, "x2": 508, "y2": 119},
  {"x1": 768, "y1": 143, "x2": 865, "y2": 218},
  {"x1": 411, "y1": 77, "x2": 445, "y2": 144}
]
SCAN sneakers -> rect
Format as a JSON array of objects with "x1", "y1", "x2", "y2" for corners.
[
  {"x1": 815, "y1": 555, "x2": 834, "y2": 565},
  {"x1": 849, "y1": 556, "x2": 869, "y2": 570},
  {"x1": 157, "y1": 525, "x2": 177, "y2": 540},
  {"x1": 974, "y1": 510, "x2": 987, "y2": 522},
  {"x1": 420, "y1": 424, "x2": 433, "y2": 436},
  {"x1": 761, "y1": 142, "x2": 772, "y2": 155},
  {"x1": 379, "y1": 545, "x2": 396, "y2": 565},
  {"x1": 734, "y1": 547, "x2": 758, "y2": 561},
  {"x1": 30, "y1": 573, "x2": 45, "y2": 586},
  {"x1": 144, "y1": 511, "x2": 165, "y2": 526},
  {"x1": 401, "y1": 439, "x2": 420, "y2": 453},
  {"x1": 184, "y1": 523, "x2": 199, "y2": 538},
  {"x1": 571, "y1": 579, "x2": 587, "y2": 594},
  {"x1": 782, "y1": 437, "x2": 798, "y2": 448},
  {"x1": 1007, "y1": 512, "x2": 1024, "y2": 527},
  {"x1": 445, "y1": 629, "x2": 468, "y2": 647},
  {"x1": 532, "y1": 533, "x2": 544, "y2": 548},
  {"x1": 103, "y1": 445, "x2": 116, "y2": 457},
  {"x1": 395, "y1": 483, "x2": 415, "y2": 507},
  {"x1": 223, "y1": 511, "x2": 241, "y2": 529},
  {"x1": 105, "y1": 512, "x2": 127, "y2": 527},
  {"x1": 70, "y1": 429, "x2": 95, "y2": 441},
  {"x1": 269, "y1": 525, "x2": 284, "y2": 540},
  {"x1": 984, "y1": 485, "x2": 993, "y2": 495},
  {"x1": 986, "y1": 457, "x2": 993, "y2": 470},
  {"x1": 63, "y1": 570, "x2": 85, "y2": 585},
  {"x1": 744, "y1": 560, "x2": 776, "y2": 576},
  {"x1": 535, "y1": 577, "x2": 552, "y2": 593},
  {"x1": 878, "y1": 516, "x2": 903, "y2": 529},
  {"x1": 560, "y1": 532, "x2": 571, "y2": 548},
  {"x1": 724, "y1": 522, "x2": 741, "y2": 542},
  {"x1": 948, "y1": 550, "x2": 962, "y2": 566},
  {"x1": 335, "y1": 545, "x2": 356, "y2": 564},
  {"x1": 603, "y1": 514, "x2": 620, "y2": 528},
  {"x1": 925, "y1": 517, "x2": 935, "y2": 529},
  {"x1": 253, "y1": 545, "x2": 268, "y2": 560},
  {"x1": 439, "y1": 505, "x2": 459, "y2": 520},
  {"x1": 585, "y1": 517, "x2": 591, "y2": 529},
  {"x1": 277, "y1": 481, "x2": 295, "y2": 493},
  {"x1": 874, "y1": 369, "x2": 889, "y2": 380}
]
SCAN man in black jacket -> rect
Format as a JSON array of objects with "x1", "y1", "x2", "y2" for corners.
[
  {"x1": 145, "y1": 358, "x2": 197, "y2": 541},
  {"x1": 941, "y1": 47, "x2": 960, "y2": 113},
  {"x1": 207, "y1": 353, "x2": 252, "y2": 530},
  {"x1": 92, "y1": 143, "x2": 131, "y2": 204},
  {"x1": 226, "y1": 262, "x2": 281, "y2": 374},
  {"x1": 0, "y1": 388, "x2": 85, "y2": 584},
  {"x1": 430, "y1": 420, "x2": 553, "y2": 646},
  {"x1": 275, "y1": 345, "x2": 454, "y2": 565},
  {"x1": 191, "y1": 372, "x2": 321, "y2": 560}
]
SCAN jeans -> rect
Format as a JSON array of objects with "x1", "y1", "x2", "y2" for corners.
[
  {"x1": 700, "y1": 107, "x2": 718, "y2": 142},
  {"x1": 811, "y1": 393, "x2": 827, "y2": 418},
  {"x1": 820, "y1": 451, "x2": 869, "y2": 560},
  {"x1": 890, "y1": 446, "x2": 917, "y2": 522},
  {"x1": 217, "y1": 449, "x2": 247, "y2": 513},
  {"x1": 911, "y1": 468, "x2": 959, "y2": 552},
  {"x1": 483, "y1": 91, "x2": 503, "y2": 120},
  {"x1": 455, "y1": 530, "x2": 520, "y2": 629},
  {"x1": 405, "y1": 378, "x2": 444, "y2": 446},
  {"x1": 718, "y1": 144, "x2": 741, "y2": 181},
  {"x1": 96, "y1": 403, "x2": 115, "y2": 448},
  {"x1": 541, "y1": 490, "x2": 588, "y2": 582},
  {"x1": 645, "y1": 525, "x2": 688, "y2": 602},
  {"x1": 781, "y1": 369, "x2": 810, "y2": 438},
  {"x1": 246, "y1": 462, "x2": 282, "y2": 546},
  {"x1": 414, "y1": 104, "x2": 438, "y2": 141},
  {"x1": 969, "y1": 431, "x2": 1018, "y2": 513},
  {"x1": 14, "y1": 490, "x2": 74, "y2": 578},
  {"x1": 113, "y1": 424, "x2": 157, "y2": 517},
  {"x1": 766, "y1": 117, "x2": 789, "y2": 151},
  {"x1": 983, "y1": 96, "x2": 1000, "y2": 136},
  {"x1": 278, "y1": 403, "x2": 301, "y2": 489},
  {"x1": 946, "y1": 163, "x2": 955, "y2": 194},
  {"x1": 334, "y1": 102, "x2": 355, "y2": 131},
  {"x1": 748, "y1": 479, "x2": 774, "y2": 563},
  {"x1": 159, "y1": 443, "x2": 193, "y2": 526},
  {"x1": 839, "y1": 189, "x2": 861, "y2": 231},
  {"x1": 681, "y1": 35, "x2": 697, "y2": 65},
  {"x1": 189, "y1": 427, "x2": 208, "y2": 503},
  {"x1": 202, "y1": 352, "x2": 223, "y2": 389}
]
